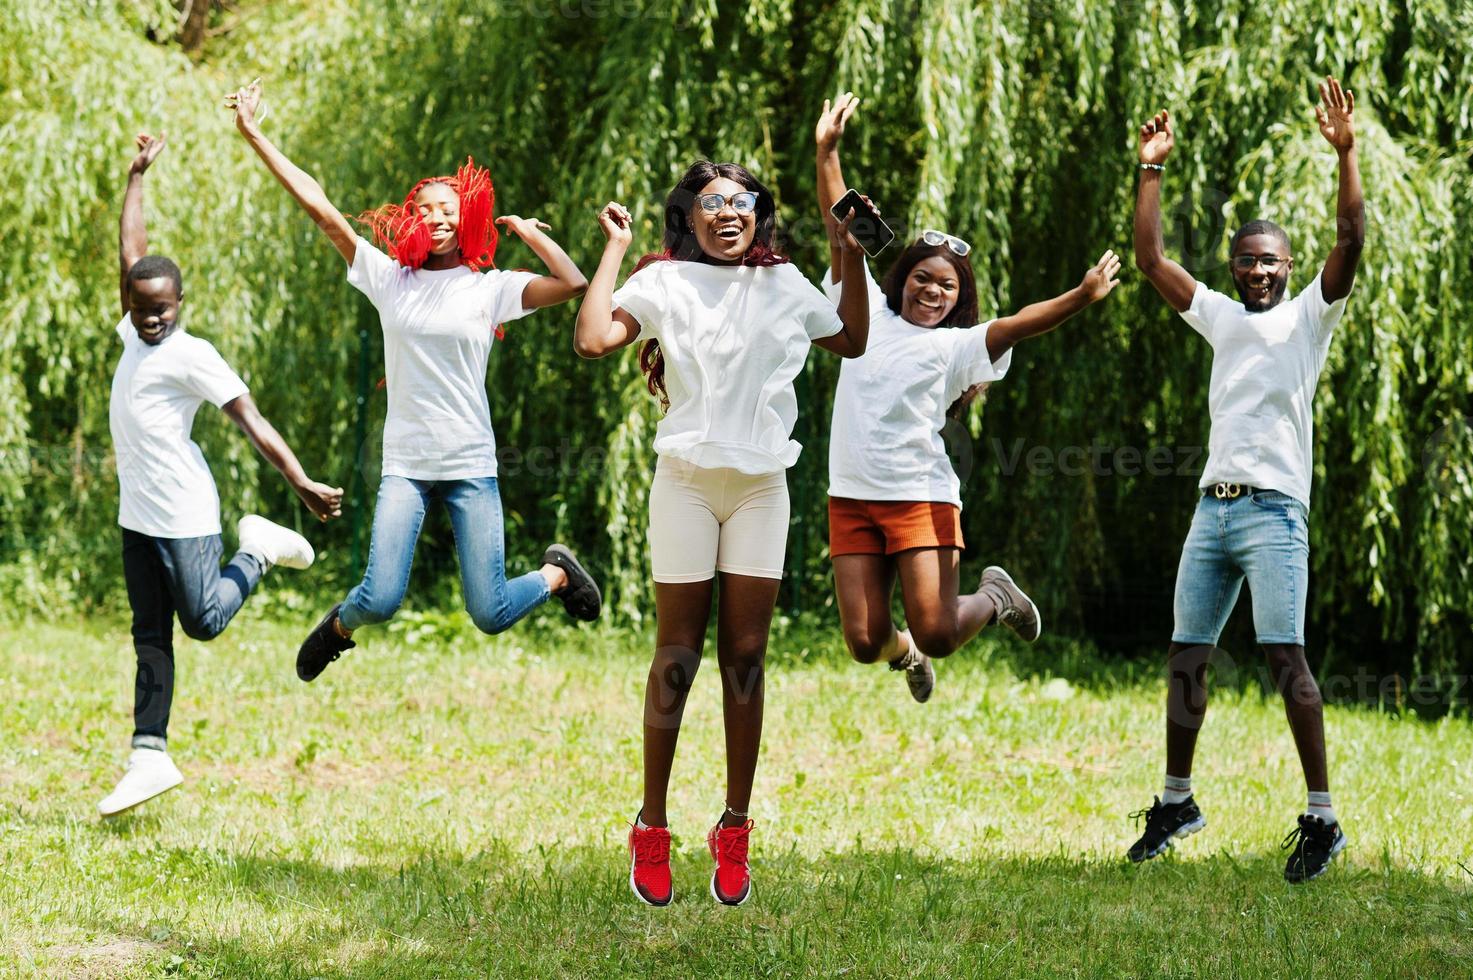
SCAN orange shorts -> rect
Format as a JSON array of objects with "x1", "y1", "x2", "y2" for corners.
[{"x1": 828, "y1": 496, "x2": 965, "y2": 557}]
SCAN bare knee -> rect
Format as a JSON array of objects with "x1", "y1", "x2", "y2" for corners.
[
  {"x1": 1264, "y1": 644, "x2": 1320, "y2": 705},
  {"x1": 843, "y1": 622, "x2": 890, "y2": 664},
  {"x1": 910, "y1": 620, "x2": 962, "y2": 659}
]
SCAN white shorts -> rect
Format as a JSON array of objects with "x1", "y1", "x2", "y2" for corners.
[{"x1": 648, "y1": 456, "x2": 790, "y2": 583}]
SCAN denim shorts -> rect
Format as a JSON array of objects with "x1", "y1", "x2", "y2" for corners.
[{"x1": 1171, "y1": 489, "x2": 1310, "y2": 647}]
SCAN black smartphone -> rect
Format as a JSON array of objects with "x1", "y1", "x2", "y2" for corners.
[{"x1": 830, "y1": 188, "x2": 895, "y2": 258}]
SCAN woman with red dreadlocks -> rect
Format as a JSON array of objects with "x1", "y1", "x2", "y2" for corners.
[
  {"x1": 575, "y1": 161, "x2": 869, "y2": 907},
  {"x1": 226, "y1": 80, "x2": 602, "y2": 684}
]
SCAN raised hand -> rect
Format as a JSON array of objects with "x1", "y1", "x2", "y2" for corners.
[
  {"x1": 129, "y1": 132, "x2": 167, "y2": 175},
  {"x1": 1315, "y1": 76, "x2": 1356, "y2": 152},
  {"x1": 831, "y1": 202, "x2": 866, "y2": 255},
  {"x1": 816, "y1": 92, "x2": 860, "y2": 155},
  {"x1": 223, "y1": 77, "x2": 265, "y2": 131},
  {"x1": 495, "y1": 215, "x2": 552, "y2": 240},
  {"x1": 1080, "y1": 249, "x2": 1123, "y2": 301},
  {"x1": 294, "y1": 479, "x2": 344, "y2": 522},
  {"x1": 597, "y1": 202, "x2": 633, "y2": 249},
  {"x1": 1138, "y1": 110, "x2": 1175, "y2": 165}
]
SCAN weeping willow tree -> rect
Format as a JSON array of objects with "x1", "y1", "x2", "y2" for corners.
[{"x1": 2, "y1": 0, "x2": 1469, "y2": 676}]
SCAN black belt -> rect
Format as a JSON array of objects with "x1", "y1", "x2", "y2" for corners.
[{"x1": 1203, "y1": 483, "x2": 1265, "y2": 500}]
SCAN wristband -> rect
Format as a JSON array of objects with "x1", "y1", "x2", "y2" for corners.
[{"x1": 1139, "y1": 163, "x2": 1165, "y2": 172}]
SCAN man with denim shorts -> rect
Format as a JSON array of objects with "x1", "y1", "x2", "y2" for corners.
[{"x1": 1125, "y1": 77, "x2": 1365, "y2": 882}]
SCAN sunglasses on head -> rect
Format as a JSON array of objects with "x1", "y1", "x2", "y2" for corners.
[
  {"x1": 919, "y1": 229, "x2": 971, "y2": 257},
  {"x1": 696, "y1": 192, "x2": 759, "y2": 214}
]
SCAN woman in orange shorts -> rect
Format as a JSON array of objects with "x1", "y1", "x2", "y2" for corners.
[{"x1": 815, "y1": 94, "x2": 1122, "y2": 700}]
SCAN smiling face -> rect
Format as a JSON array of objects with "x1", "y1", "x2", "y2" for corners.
[
  {"x1": 127, "y1": 277, "x2": 182, "y2": 345},
  {"x1": 414, "y1": 181, "x2": 461, "y2": 256},
  {"x1": 1230, "y1": 232, "x2": 1293, "y2": 312},
  {"x1": 900, "y1": 255, "x2": 961, "y2": 327},
  {"x1": 690, "y1": 177, "x2": 757, "y2": 264}
]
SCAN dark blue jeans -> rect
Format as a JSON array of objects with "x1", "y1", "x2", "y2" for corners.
[{"x1": 121, "y1": 528, "x2": 263, "y2": 748}]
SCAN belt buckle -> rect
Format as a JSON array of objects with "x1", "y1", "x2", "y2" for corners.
[{"x1": 1214, "y1": 483, "x2": 1242, "y2": 500}]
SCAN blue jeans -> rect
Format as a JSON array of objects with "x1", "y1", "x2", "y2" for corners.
[
  {"x1": 1172, "y1": 489, "x2": 1310, "y2": 647},
  {"x1": 121, "y1": 528, "x2": 264, "y2": 748},
  {"x1": 339, "y1": 476, "x2": 550, "y2": 634}
]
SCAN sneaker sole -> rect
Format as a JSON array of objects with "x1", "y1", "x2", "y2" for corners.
[
  {"x1": 98, "y1": 774, "x2": 183, "y2": 818},
  {"x1": 1132, "y1": 815, "x2": 1207, "y2": 862},
  {"x1": 982, "y1": 566, "x2": 1042, "y2": 642},
  {"x1": 1289, "y1": 831, "x2": 1348, "y2": 883}
]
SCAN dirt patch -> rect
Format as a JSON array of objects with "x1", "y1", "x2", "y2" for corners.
[{"x1": 31, "y1": 938, "x2": 163, "y2": 978}]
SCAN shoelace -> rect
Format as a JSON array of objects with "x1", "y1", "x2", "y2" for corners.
[
  {"x1": 632, "y1": 827, "x2": 671, "y2": 866},
  {"x1": 1128, "y1": 798, "x2": 1164, "y2": 830},
  {"x1": 1280, "y1": 825, "x2": 1306, "y2": 851},
  {"x1": 714, "y1": 824, "x2": 751, "y2": 865}
]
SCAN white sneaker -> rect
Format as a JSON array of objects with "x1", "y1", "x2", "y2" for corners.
[
  {"x1": 97, "y1": 748, "x2": 184, "y2": 817},
  {"x1": 238, "y1": 515, "x2": 314, "y2": 570}
]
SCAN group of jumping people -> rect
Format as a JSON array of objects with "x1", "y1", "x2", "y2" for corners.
[{"x1": 101, "y1": 74, "x2": 1364, "y2": 901}]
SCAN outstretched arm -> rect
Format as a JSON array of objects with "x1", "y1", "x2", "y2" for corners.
[
  {"x1": 221, "y1": 394, "x2": 343, "y2": 522},
  {"x1": 1132, "y1": 110, "x2": 1196, "y2": 313},
  {"x1": 987, "y1": 250, "x2": 1122, "y2": 359},
  {"x1": 573, "y1": 202, "x2": 642, "y2": 358},
  {"x1": 119, "y1": 133, "x2": 167, "y2": 314},
  {"x1": 815, "y1": 93, "x2": 859, "y2": 284},
  {"x1": 225, "y1": 79, "x2": 357, "y2": 265},
  {"x1": 1314, "y1": 76, "x2": 1365, "y2": 303},
  {"x1": 494, "y1": 215, "x2": 589, "y2": 309}
]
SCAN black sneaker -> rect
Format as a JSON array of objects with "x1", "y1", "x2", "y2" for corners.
[
  {"x1": 296, "y1": 603, "x2": 355, "y2": 682},
  {"x1": 1282, "y1": 814, "x2": 1346, "y2": 883},
  {"x1": 1127, "y1": 795, "x2": 1207, "y2": 862},
  {"x1": 889, "y1": 644, "x2": 935, "y2": 703},
  {"x1": 542, "y1": 544, "x2": 601, "y2": 622}
]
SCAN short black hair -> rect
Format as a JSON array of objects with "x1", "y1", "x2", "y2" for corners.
[
  {"x1": 126, "y1": 255, "x2": 183, "y2": 299},
  {"x1": 1229, "y1": 220, "x2": 1291, "y2": 256}
]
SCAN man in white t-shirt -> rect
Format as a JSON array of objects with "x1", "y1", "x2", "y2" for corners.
[
  {"x1": 99, "y1": 133, "x2": 344, "y2": 818},
  {"x1": 1125, "y1": 79, "x2": 1365, "y2": 883}
]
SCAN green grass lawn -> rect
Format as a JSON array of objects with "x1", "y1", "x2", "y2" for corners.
[{"x1": 2, "y1": 603, "x2": 1470, "y2": 978}]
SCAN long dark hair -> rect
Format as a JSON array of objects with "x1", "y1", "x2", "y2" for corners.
[
  {"x1": 879, "y1": 240, "x2": 979, "y2": 328},
  {"x1": 636, "y1": 160, "x2": 788, "y2": 409}
]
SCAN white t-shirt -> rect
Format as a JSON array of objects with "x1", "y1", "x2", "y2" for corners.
[
  {"x1": 348, "y1": 237, "x2": 539, "y2": 480},
  {"x1": 109, "y1": 316, "x2": 249, "y2": 538},
  {"x1": 822, "y1": 260, "x2": 1012, "y2": 507},
  {"x1": 1180, "y1": 272, "x2": 1348, "y2": 508},
  {"x1": 612, "y1": 259, "x2": 844, "y2": 475}
]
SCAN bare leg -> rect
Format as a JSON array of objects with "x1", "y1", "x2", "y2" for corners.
[
  {"x1": 1165, "y1": 641, "x2": 1212, "y2": 778},
  {"x1": 714, "y1": 572, "x2": 781, "y2": 826},
  {"x1": 640, "y1": 579, "x2": 714, "y2": 827},
  {"x1": 894, "y1": 547, "x2": 995, "y2": 657},
  {"x1": 833, "y1": 554, "x2": 903, "y2": 663},
  {"x1": 1264, "y1": 643, "x2": 1329, "y2": 792}
]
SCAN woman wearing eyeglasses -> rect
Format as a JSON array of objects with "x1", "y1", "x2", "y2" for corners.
[
  {"x1": 575, "y1": 160, "x2": 869, "y2": 907},
  {"x1": 815, "y1": 94, "x2": 1122, "y2": 702}
]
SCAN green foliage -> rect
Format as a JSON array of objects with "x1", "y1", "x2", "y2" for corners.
[{"x1": 1, "y1": 0, "x2": 1468, "y2": 672}]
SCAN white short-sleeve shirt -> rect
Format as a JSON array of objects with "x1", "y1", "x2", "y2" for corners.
[
  {"x1": 1180, "y1": 271, "x2": 1348, "y2": 508},
  {"x1": 109, "y1": 316, "x2": 249, "y2": 538},
  {"x1": 348, "y1": 236, "x2": 540, "y2": 480},
  {"x1": 822, "y1": 260, "x2": 1012, "y2": 507},
  {"x1": 612, "y1": 259, "x2": 844, "y2": 475}
]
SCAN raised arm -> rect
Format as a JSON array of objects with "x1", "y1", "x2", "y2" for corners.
[
  {"x1": 225, "y1": 79, "x2": 357, "y2": 265},
  {"x1": 220, "y1": 394, "x2": 343, "y2": 522},
  {"x1": 1314, "y1": 76, "x2": 1365, "y2": 303},
  {"x1": 119, "y1": 133, "x2": 167, "y2": 314},
  {"x1": 1133, "y1": 110, "x2": 1196, "y2": 313},
  {"x1": 812, "y1": 208, "x2": 870, "y2": 358},
  {"x1": 815, "y1": 93, "x2": 859, "y2": 284},
  {"x1": 987, "y1": 250, "x2": 1122, "y2": 360},
  {"x1": 494, "y1": 215, "x2": 589, "y2": 309},
  {"x1": 573, "y1": 202, "x2": 642, "y2": 358}
]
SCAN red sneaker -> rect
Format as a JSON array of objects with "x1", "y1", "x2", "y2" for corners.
[
  {"x1": 628, "y1": 820, "x2": 673, "y2": 906},
  {"x1": 706, "y1": 817, "x2": 754, "y2": 906}
]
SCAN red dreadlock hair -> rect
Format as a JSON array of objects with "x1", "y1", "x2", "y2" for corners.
[{"x1": 356, "y1": 158, "x2": 499, "y2": 272}]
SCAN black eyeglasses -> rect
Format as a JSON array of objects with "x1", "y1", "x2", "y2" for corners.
[
  {"x1": 1231, "y1": 255, "x2": 1290, "y2": 272},
  {"x1": 696, "y1": 192, "x2": 759, "y2": 214},
  {"x1": 920, "y1": 229, "x2": 971, "y2": 257}
]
